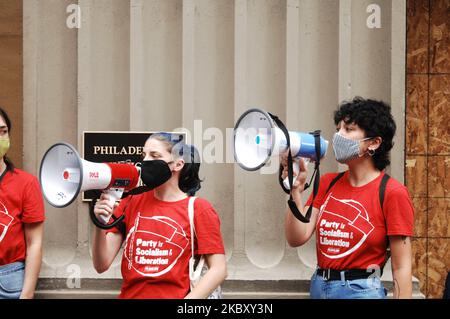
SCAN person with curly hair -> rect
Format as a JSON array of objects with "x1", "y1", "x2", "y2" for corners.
[{"x1": 281, "y1": 97, "x2": 414, "y2": 299}]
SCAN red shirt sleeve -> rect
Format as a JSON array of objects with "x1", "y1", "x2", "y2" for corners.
[
  {"x1": 383, "y1": 185, "x2": 415, "y2": 237},
  {"x1": 193, "y1": 199, "x2": 225, "y2": 255},
  {"x1": 21, "y1": 175, "x2": 45, "y2": 223}
]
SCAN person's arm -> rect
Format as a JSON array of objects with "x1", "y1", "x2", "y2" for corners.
[
  {"x1": 389, "y1": 235, "x2": 412, "y2": 299},
  {"x1": 281, "y1": 156, "x2": 318, "y2": 247},
  {"x1": 92, "y1": 229, "x2": 123, "y2": 273},
  {"x1": 20, "y1": 222, "x2": 44, "y2": 299},
  {"x1": 91, "y1": 193, "x2": 124, "y2": 273},
  {"x1": 185, "y1": 253, "x2": 227, "y2": 299},
  {"x1": 285, "y1": 202, "x2": 319, "y2": 247}
]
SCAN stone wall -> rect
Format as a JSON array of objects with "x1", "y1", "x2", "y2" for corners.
[
  {"x1": 3, "y1": 0, "x2": 418, "y2": 296},
  {"x1": 0, "y1": 0, "x2": 22, "y2": 168}
]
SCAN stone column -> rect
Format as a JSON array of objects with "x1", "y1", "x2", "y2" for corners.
[
  {"x1": 130, "y1": 0, "x2": 182, "y2": 132},
  {"x1": 78, "y1": 0, "x2": 131, "y2": 277},
  {"x1": 24, "y1": 0, "x2": 79, "y2": 277}
]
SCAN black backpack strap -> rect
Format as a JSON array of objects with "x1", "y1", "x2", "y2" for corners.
[
  {"x1": 325, "y1": 172, "x2": 346, "y2": 195},
  {"x1": 379, "y1": 173, "x2": 391, "y2": 273},
  {"x1": 324, "y1": 172, "x2": 390, "y2": 210},
  {"x1": 379, "y1": 173, "x2": 390, "y2": 211}
]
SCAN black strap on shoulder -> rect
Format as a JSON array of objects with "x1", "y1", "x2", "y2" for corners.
[
  {"x1": 325, "y1": 172, "x2": 390, "y2": 209},
  {"x1": 379, "y1": 173, "x2": 391, "y2": 271},
  {"x1": 269, "y1": 113, "x2": 322, "y2": 223},
  {"x1": 325, "y1": 172, "x2": 346, "y2": 195},
  {"x1": 379, "y1": 173, "x2": 390, "y2": 211}
]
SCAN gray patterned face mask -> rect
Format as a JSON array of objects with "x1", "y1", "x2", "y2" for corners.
[{"x1": 332, "y1": 133, "x2": 372, "y2": 164}]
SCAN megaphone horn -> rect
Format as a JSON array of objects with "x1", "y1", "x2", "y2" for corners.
[
  {"x1": 233, "y1": 108, "x2": 329, "y2": 188},
  {"x1": 39, "y1": 142, "x2": 140, "y2": 224}
]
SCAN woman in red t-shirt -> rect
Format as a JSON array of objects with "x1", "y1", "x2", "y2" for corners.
[
  {"x1": 91, "y1": 133, "x2": 227, "y2": 299},
  {"x1": 0, "y1": 107, "x2": 45, "y2": 299},
  {"x1": 282, "y1": 97, "x2": 414, "y2": 299}
]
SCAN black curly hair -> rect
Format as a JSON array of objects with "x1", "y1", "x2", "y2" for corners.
[{"x1": 333, "y1": 96, "x2": 396, "y2": 171}]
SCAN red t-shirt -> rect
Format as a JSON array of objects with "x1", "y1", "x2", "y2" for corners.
[
  {"x1": 109, "y1": 191, "x2": 225, "y2": 299},
  {"x1": 0, "y1": 169, "x2": 46, "y2": 265},
  {"x1": 306, "y1": 171, "x2": 414, "y2": 270}
]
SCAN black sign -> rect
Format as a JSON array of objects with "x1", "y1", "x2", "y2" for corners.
[{"x1": 82, "y1": 131, "x2": 184, "y2": 201}]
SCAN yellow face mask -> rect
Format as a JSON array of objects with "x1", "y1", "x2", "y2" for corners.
[{"x1": 0, "y1": 137, "x2": 10, "y2": 158}]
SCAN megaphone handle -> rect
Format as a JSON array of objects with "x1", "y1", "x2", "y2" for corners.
[
  {"x1": 283, "y1": 160, "x2": 300, "y2": 190},
  {"x1": 98, "y1": 188, "x2": 124, "y2": 224}
]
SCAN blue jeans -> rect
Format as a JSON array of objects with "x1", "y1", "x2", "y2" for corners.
[
  {"x1": 0, "y1": 262, "x2": 25, "y2": 299},
  {"x1": 310, "y1": 269, "x2": 387, "y2": 299}
]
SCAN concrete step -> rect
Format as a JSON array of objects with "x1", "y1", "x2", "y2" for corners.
[
  {"x1": 35, "y1": 278, "x2": 425, "y2": 299},
  {"x1": 35, "y1": 279, "x2": 310, "y2": 299},
  {"x1": 35, "y1": 290, "x2": 310, "y2": 299}
]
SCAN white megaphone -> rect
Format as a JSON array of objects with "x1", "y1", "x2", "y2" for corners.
[
  {"x1": 234, "y1": 108, "x2": 328, "y2": 189},
  {"x1": 39, "y1": 142, "x2": 140, "y2": 224}
]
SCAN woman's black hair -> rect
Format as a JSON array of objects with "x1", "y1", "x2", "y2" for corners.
[
  {"x1": 0, "y1": 106, "x2": 15, "y2": 172},
  {"x1": 334, "y1": 96, "x2": 396, "y2": 171},
  {"x1": 149, "y1": 132, "x2": 203, "y2": 196},
  {"x1": 172, "y1": 143, "x2": 202, "y2": 196}
]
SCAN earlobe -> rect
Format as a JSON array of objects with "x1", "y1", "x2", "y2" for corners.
[
  {"x1": 368, "y1": 137, "x2": 382, "y2": 152},
  {"x1": 375, "y1": 137, "x2": 382, "y2": 149},
  {"x1": 175, "y1": 160, "x2": 185, "y2": 172}
]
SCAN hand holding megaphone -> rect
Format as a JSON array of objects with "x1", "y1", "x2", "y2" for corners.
[
  {"x1": 39, "y1": 142, "x2": 141, "y2": 227},
  {"x1": 280, "y1": 154, "x2": 308, "y2": 192},
  {"x1": 233, "y1": 108, "x2": 328, "y2": 223},
  {"x1": 93, "y1": 192, "x2": 120, "y2": 225}
]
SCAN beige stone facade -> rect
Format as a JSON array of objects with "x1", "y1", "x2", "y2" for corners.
[{"x1": 3, "y1": 0, "x2": 446, "y2": 298}]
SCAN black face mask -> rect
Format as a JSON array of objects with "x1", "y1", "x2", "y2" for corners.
[{"x1": 140, "y1": 160, "x2": 173, "y2": 189}]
